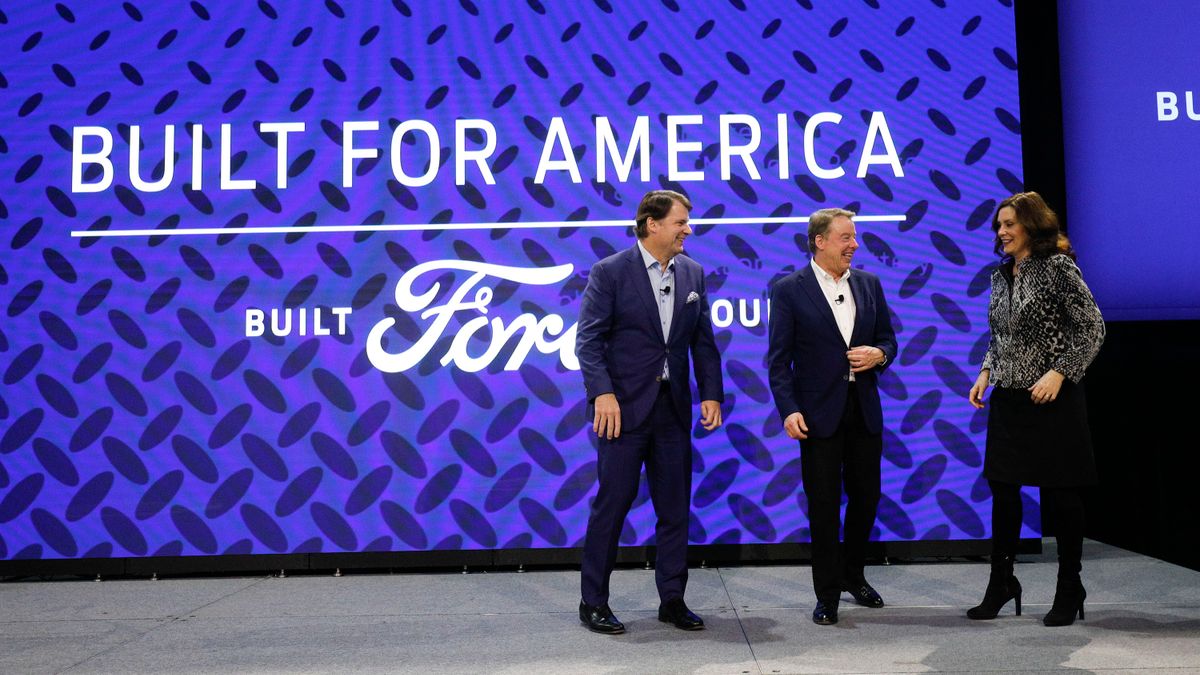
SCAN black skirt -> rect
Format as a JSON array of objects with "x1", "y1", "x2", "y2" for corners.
[{"x1": 984, "y1": 379, "x2": 1098, "y2": 487}]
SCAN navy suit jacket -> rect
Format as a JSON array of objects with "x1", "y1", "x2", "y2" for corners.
[
  {"x1": 576, "y1": 245, "x2": 724, "y2": 433},
  {"x1": 767, "y1": 264, "x2": 897, "y2": 438}
]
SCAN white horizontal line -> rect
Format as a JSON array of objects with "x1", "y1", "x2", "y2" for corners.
[{"x1": 70, "y1": 214, "x2": 906, "y2": 238}]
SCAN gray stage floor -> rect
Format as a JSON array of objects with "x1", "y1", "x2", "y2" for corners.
[{"x1": 2, "y1": 540, "x2": 1198, "y2": 674}]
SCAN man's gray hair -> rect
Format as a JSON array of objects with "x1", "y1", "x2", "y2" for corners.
[{"x1": 807, "y1": 208, "x2": 856, "y2": 254}]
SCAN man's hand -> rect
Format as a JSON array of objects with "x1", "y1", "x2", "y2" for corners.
[
  {"x1": 593, "y1": 393, "x2": 621, "y2": 439},
  {"x1": 783, "y1": 412, "x2": 809, "y2": 440},
  {"x1": 847, "y1": 346, "x2": 885, "y2": 373},
  {"x1": 700, "y1": 400, "x2": 722, "y2": 431}
]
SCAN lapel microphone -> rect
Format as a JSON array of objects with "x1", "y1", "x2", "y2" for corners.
[
  {"x1": 835, "y1": 294, "x2": 845, "y2": 305},
  {"x1": 660, "y1": 285, "x2": 671, "y2": 296}
]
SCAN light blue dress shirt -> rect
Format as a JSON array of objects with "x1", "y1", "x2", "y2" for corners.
[{"x1": 637, "y1": 240, "x2": 675, "y2": 381}]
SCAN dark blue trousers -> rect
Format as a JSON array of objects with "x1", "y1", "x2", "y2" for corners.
[
  {"x1": 580, "y1": 384, "x2": 692, "y2": 606},
  {"x1": 799, "y1": 383, "x2": 883, "y2": 604}
]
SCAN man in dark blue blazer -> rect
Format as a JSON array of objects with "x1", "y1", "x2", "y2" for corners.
[
  {"x1": 575, "y1": 190, "x2": 724, "y2": 634},
  {"x1": 767, "y1": 208, "x2": 897, "y2": 626}
]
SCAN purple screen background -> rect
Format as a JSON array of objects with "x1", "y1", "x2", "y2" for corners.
[{"x1": 0, "y1": 1, "x2": 1032, "y2": 560}]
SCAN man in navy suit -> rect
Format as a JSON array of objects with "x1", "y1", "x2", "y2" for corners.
[
  {"x1": 576, "y1": 190, "x2": 724, "y2": 634},
  {"x1": 767, "y1": 208, "x2": 897, "y2": 626}
]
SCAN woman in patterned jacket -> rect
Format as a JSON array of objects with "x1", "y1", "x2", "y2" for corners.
[{"x1": 966, "y1": 191, "x2": 1105, "y2": 627}]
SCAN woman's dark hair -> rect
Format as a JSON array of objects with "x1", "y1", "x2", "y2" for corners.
[
  {"x1": 992, "y1": 191, "x2": 1075, "y2": 260},
  {"x1": 634, "y1": 190, "x2": 691, "y2": 238}
]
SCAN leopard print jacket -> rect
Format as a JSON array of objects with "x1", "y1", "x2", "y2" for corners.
[{"x1": 981, "y1": 254, "x2": 1105, "y2": 389}]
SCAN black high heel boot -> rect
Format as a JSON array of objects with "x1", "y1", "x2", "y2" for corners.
[
  {"x1": 967, "y1": 554, "x2": 1022, "y2": 620},
  {"x1": 1044, "y1": 579, "x2": 1086, "y2": 626},
  {"x1": 1045, "y1": 532, "x2": 1086, "y2": 627}
]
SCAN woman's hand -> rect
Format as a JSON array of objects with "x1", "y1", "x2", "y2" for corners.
[
  {"x1": 969, "y1": 369, "x2": 990, "y2": 409},
  {"x1": 1028, "y1": 370, "x2": 1065, "y2": 405}
]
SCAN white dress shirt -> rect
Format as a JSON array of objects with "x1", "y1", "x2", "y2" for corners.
[{"x1": 811, "y1": 258, "x2": 856, "y2": 381}]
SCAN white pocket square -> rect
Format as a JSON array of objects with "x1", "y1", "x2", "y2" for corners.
[{"x1": 686, "y1": 291, "x2": 700, "y2": 304}]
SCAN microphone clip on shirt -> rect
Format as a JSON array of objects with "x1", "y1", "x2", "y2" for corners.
[
  {"x1": 660, "y1": 285, "x2": 671, "y2": 296},
  {"x1": 835, "y1": 294, "x2": 845, "y2": 305}
]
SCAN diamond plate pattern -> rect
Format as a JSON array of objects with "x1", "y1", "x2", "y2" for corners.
[{"x1": 0, "y1": 1, "x2": 1034, "y2": 560}]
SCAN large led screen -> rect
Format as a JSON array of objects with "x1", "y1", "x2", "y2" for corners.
[
  {"x1": 1059, "y1": 0, "x2": 1200, "y2": 320},
  {"x1": 0, "y1": 1, "x2": 1028, "y2": 561}
]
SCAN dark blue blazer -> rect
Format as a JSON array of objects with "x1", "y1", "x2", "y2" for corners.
[
  {"x1": 767, "y1": 264, "x2": 897, "y2": 438},
  {"x1": 576, "y1": 245, "x2": 724, "y2": 433}
]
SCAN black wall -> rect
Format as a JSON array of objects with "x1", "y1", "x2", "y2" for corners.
[
  {"x1": 1085, "y1": 322, "x2": 1200, "y2": 571},
  {"x1": 1015, "y1": 1, "x2": 1200, "y2": 572}
]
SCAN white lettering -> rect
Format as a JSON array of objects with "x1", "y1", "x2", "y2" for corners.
[
  {"x1": 455, "y1": 119, "x2": 497, "y2": 185},
  {"x1": 804, "y1": 112, "x2": 844, "y2": 180},
  {"x1": 72, "y1": 126, "x2": 114, "y2": 193},
  {"x1": 220, "y1": 123, "x2": 256, "y2": 190},
  {"x1": 776, "y1": 113, "x2": 790, "y2": 179},
  {"x1": 246, "y1": 307, "x2": 352, "y2": 337},
  {"x1": 857, "y1": 111, "x2": 904, "y2": 178},
  {"x1": 271, "y1": 308, "x2": 292, "y2": 336},
  {"x1": 343, "y1": 120, "x2": 379, "y2": 188},
  {"x1": 129, "y1": 125, "x2": 174, "y2": 193},
  {"x1": 667, "y1": 114, "x2": 704, "y2": 181},
  {"x1": 738, "y1": 298, "x2": 761, "y2": 327},
  {"x1": 719, "y1": 114, "x2": 762, "y2": 180},
  {"x1": 68, "y1": 112, "x2": 909, "y2": 195},
  {"x1": 596, "y1": 116, "x2": 650, "y2": 183},
  {"x1": 711, "y1": 299, "x2": 734, "y2": 327},
  {"x1": 535, "y1": 116, "x2": 582, "y2": 183},
  {"x1": 259, "y1": 121, "x2": 305, "y2": 189},
  {"x1": 367, "y1": 261, "x2": 578, "y2": 373},
  {"x1": 1157, "y1": 91, "x2": 1179, "y2": 121},
  {"x1": 331, "y1": 307, "x2": 352, "y2": 334},
  {"x1": 245, "y1": 308, "x2": 265, "y2": 337},
  {"x1": 1187, "y1": 91, "x2": 1200, "y2": 121},
  {"x1": 390, "y1": 120, "x2": 440, "y2": 187},
  {"x1": 190, "y1": 123, "x2": 203, "y2": 191}
]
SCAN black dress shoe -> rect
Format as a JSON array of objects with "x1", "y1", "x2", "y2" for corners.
[
  {"x1": 579, "y1": 601, "x2": 625, "y2": 634},
  {"x1": 658, "y1": 597, "x2": 705, "y2": 630},
  {"x1": 842, "y1": 580, "x2": 885, "y2": 608},
  {"x1": 812, "y1": 600, "x2": 839, "y2": 625}
]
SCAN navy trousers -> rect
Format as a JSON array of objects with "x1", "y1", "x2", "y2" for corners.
[
  {"x1": 580, "y1": 384, "x2": 692, "y2": 606},
  {"x1": 799, "y1": 383, "x2": 883, "y2": 604}
]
